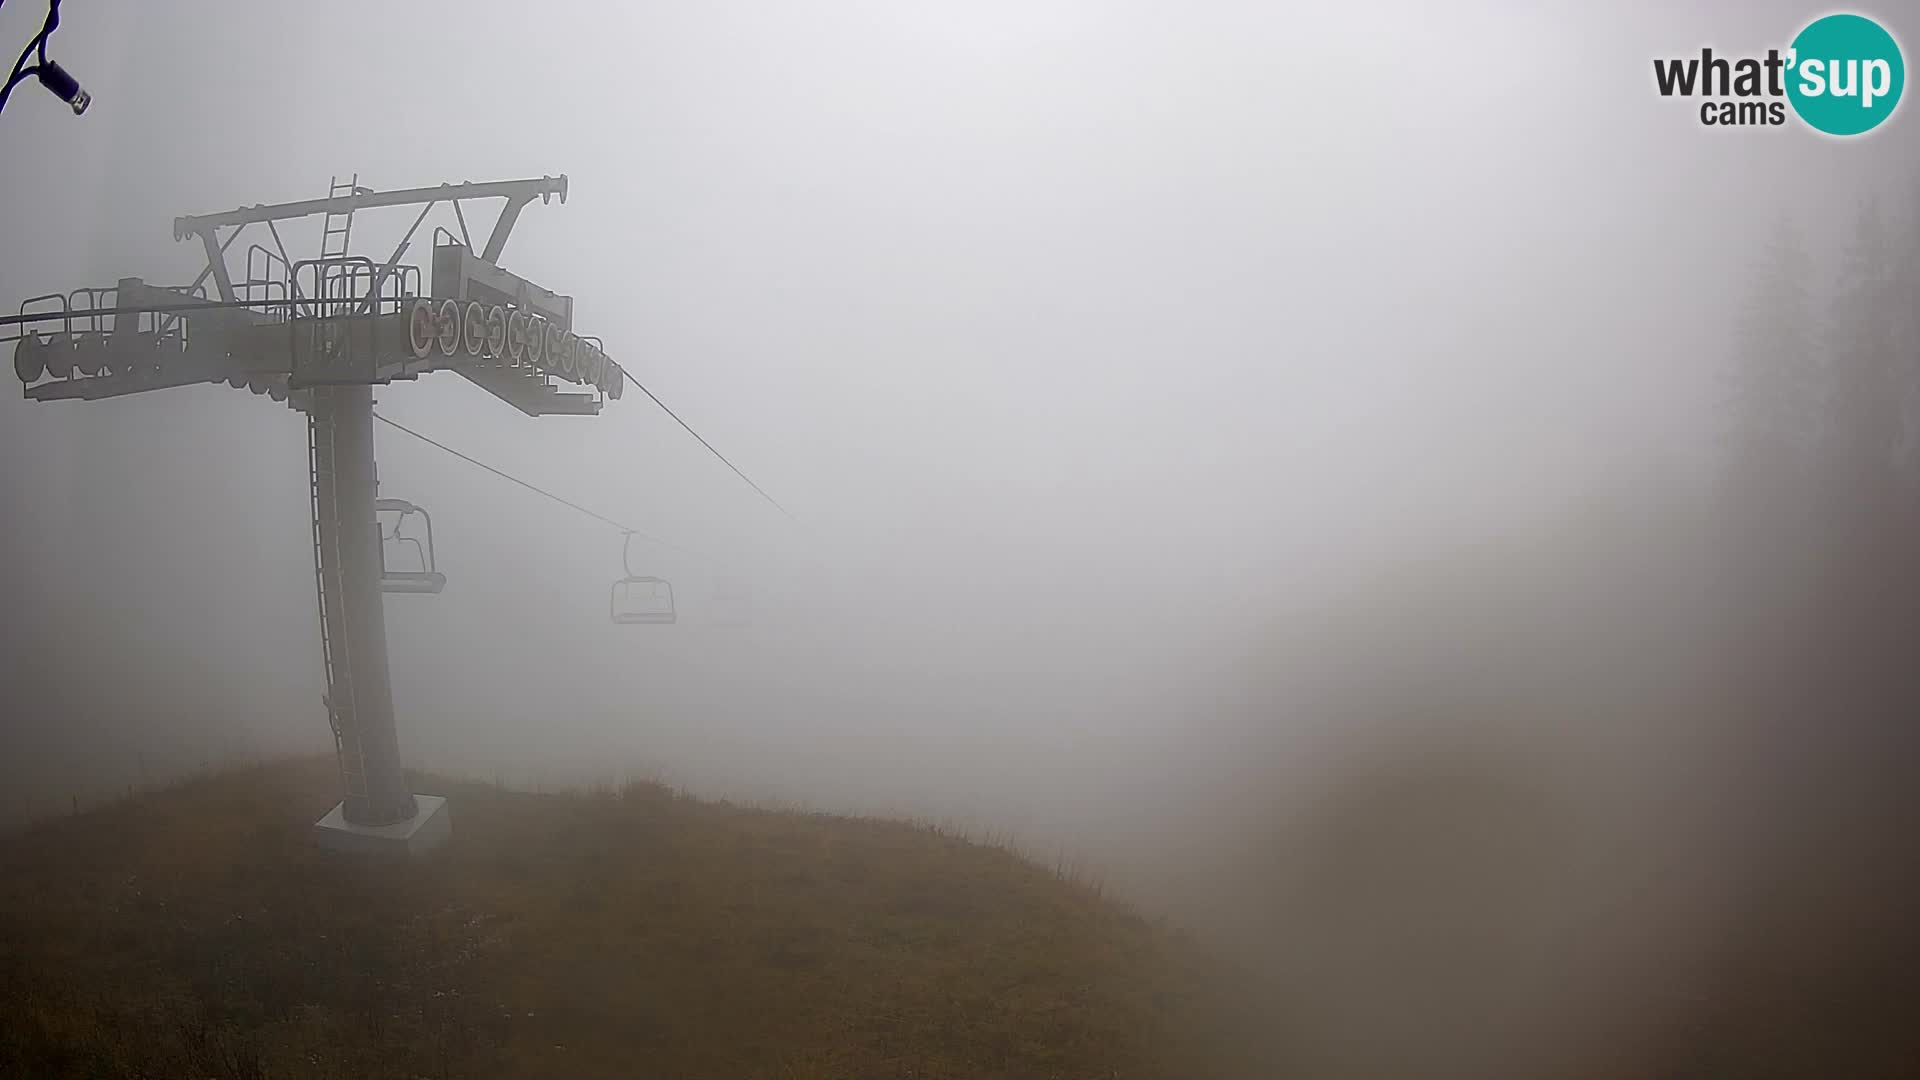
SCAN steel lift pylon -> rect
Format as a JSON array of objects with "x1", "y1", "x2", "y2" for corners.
[{"x1": 5, "y1": 174, "x2": 627, "y2": 854}]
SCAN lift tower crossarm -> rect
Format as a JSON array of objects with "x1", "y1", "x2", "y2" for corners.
[{"x1": 171, "y1": 176, "x2": 569, "y2": 263}]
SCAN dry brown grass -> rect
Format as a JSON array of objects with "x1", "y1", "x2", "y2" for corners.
[{"x1": 0, "y1": 756, "x2": 1262, "y2": 1079}]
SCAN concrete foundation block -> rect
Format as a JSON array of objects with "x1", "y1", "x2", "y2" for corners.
[{"x1": 313, "y1": 793, "x2": 451, "y2": 856}]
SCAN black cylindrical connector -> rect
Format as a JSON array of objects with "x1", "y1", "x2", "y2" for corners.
[{"x1": 37, "y1": 60, "x2": 90, "y2": 115}]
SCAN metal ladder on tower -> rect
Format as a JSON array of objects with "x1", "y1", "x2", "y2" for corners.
[
  {"x1": 321, "y1": 174, "x2": 358, "y2": 259},
  {"x1": 317, "y1": 175, "x2": 359, "y2": 317},
  {"x1": 309, "y1": 397, "x2": 368, "y2": 805}
]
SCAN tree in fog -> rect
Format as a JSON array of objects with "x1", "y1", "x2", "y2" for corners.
[
  {"x1": 1781, "y1": 198, "x2": 1920, "y2": 731},
  {"x1": 1817, "y1": 200, "x2": 1906, "y2": 525},
  {"x1": 1715, "y1": 216, "x2": 1820, "y2": 561},
  {"x1": 1801, "y1": 200, "x2": 1920, "y2": 731},
  {"x1": 1896, "y1": 187, "x2": 1920, "y2": 495},
  {"x1": 1697, "y1": 197, "x2": 1920, "y2": 1080}
]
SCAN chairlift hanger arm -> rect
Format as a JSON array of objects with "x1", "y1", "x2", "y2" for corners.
[{"x1": 417, "y1": 505, "x2": 435, "y2": 567}]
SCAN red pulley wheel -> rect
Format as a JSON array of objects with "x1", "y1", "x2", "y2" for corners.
[
  {"x1": 507, "y1": 311, "x2": 527, "y2": 364},
  {"x1": 528, "y1": 318, "x2": 546, "y2": 367},
  {"x1": 463, "y1": 301, "x2": 486, "y2": 357},
  {"x1": 408, "y1": 299, "x2": 437, "y2": 358},
  {"x1": 13, "y1": 334, "x2": 45, "y2": 384},
  {"x1": 486, "y1": 306, "x2": 507, "y2": 359},
  {"x1": 436, "y1": 300, "x2": 461, "y2": 357}
]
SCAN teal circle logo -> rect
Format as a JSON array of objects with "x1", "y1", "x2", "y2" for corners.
[{"x1": 1787, "y1": 13, "x2": 1905, "y2": 136}]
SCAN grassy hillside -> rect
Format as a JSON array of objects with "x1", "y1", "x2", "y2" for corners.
[{"x1": 0, "y1": 757, "x2": 1257, "y2": 1079}]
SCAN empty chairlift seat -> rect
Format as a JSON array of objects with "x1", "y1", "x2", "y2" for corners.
[
  {"x1": 611, "y1": 576, "x2": 677, "y2": 624},
  {"x1": 611, "y1": 532, "x2": 676, "y2": 624},
  {"x1": 376, "y1": 498, "x2": 446, "y2": 594}
]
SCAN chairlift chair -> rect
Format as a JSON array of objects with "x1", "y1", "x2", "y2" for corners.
[
  {"x1": 376, "y1": 498, "x2": 447, "y2": 594},
  {"x1": 611, "y1": 532, "x2": 676, "y2": 624}
]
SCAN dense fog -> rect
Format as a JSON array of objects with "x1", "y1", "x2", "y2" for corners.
[{"x1": 5, "y1": 1, "x2": 1918, "y2": 1075}]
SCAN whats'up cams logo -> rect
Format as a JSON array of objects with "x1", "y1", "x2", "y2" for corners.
[{"x1": 1654, "y1": 12, "x2": 1905, "y2": 135}]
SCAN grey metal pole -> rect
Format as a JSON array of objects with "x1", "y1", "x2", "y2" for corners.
[{"x1": 311, "y1": 384, "x2": 415, "y2": 825}]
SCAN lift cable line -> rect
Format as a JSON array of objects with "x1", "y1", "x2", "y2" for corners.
[
  {"x1": 370, "y1": 410, "x2": 696, "y2": 557},
  {"x1": 625, "y1": 377, "x2": 795, "y2": 522}
]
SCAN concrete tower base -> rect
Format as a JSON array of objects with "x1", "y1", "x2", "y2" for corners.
[{"x1": 313, "y1": 794, "x2": 451, "y2": 856}]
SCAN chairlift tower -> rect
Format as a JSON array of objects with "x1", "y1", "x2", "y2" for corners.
[{"x1": 4, "y1": 174, "x2": 628, "y2": 854}]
